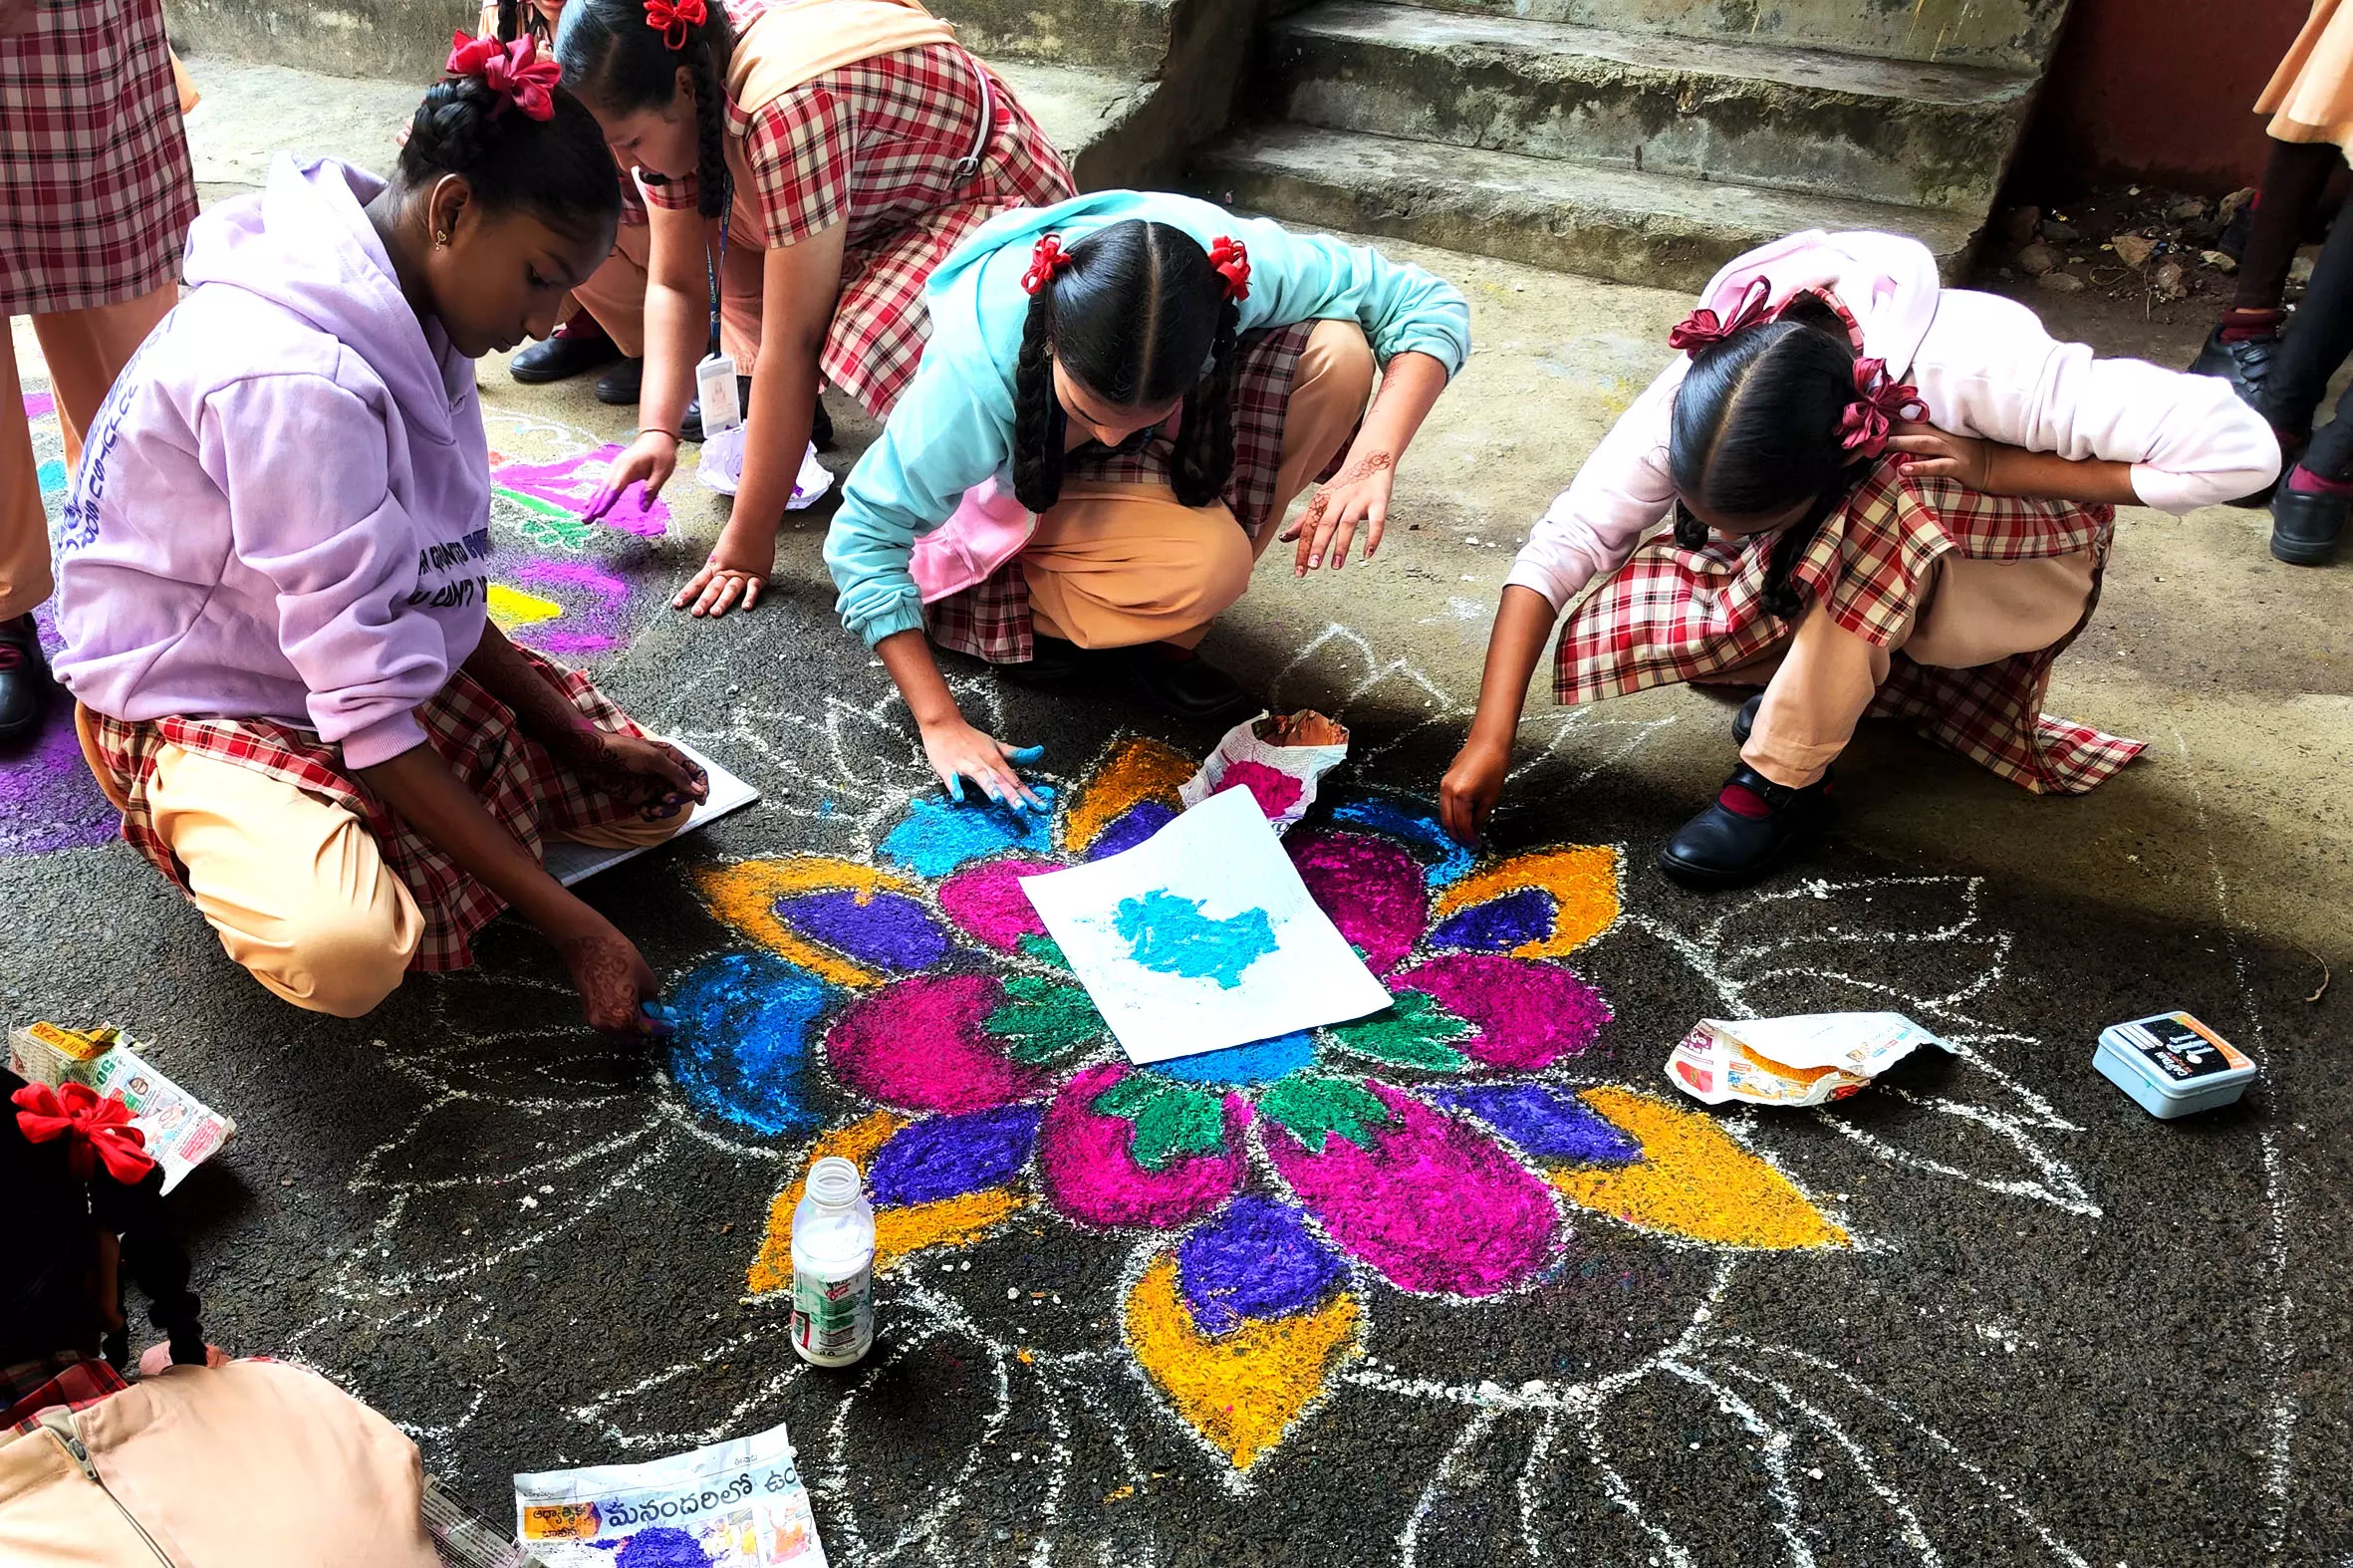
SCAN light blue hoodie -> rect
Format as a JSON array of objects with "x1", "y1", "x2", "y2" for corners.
[
  {"x1": 54, "y1": 156, "x2": 492, "y2": 769},
  {"x1": 822, "y1": 191, "x2": 1471, "y2": 648}
]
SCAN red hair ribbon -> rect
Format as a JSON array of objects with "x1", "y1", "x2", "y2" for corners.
[
  {"x1": 1837, "y1": 357, "x2": 1929, "y2": 458},
  {"x1": 1021, "y1": 233, "x2": 1073, "y2": 295},
  {"x1": 644, "y1": 0, "x2": 707, "y2": 50},
  {"x1": 1208, "y1": 236, "x2": 1250, "y2": 303},
  {"x1": 445, "y1": 31, "x2": 562, "y2": 122},
  {"x1": 1667, "y1": 275, "x2": 1773, "y2": 356},
  {"x1": 13, "y1": 1082, "x2": 154, "y2": 1185}
]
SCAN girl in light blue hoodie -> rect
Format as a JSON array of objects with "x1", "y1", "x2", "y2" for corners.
[
  {"x1": 54, "y1": 40, "x2": 705, "y2": 1028},
  {"x1": 823, "y1": 191, "x2": 1470, "y2": 808}
]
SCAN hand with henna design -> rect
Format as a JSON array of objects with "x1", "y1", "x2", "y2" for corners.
[
  {"x1": 555, "y1": 916, "x2": 664, "y2": 1033},
  {"x1": 555, "y1": 728, "x2": 711, "y2": 818},
  {"x1": 1283, "y1": 448, "x2": 1396, "y2": 575}
]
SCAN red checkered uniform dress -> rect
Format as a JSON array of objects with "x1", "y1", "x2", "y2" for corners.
[
  {"x1": 644, "y1": 0, "x2": 1074, "y2": 415},
  {"x1": 0, "y1": 0, "x2": 197, "y2": 315},
  {"x1": 1551, "y1": 459, "x2": 2142, "y2": 795},
  {"x1": 87, "y1": 652, "x2": 674, "y2": 971}
]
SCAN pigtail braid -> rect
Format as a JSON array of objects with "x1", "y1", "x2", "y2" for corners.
[
  {"x1": 1171, "y1": 299, "x2": 1240, "y2": 509},
  {"x1": 1758, "y1": 469, "x2": 1862, "y2": 621},
  {"x1": 690, "y1": 39, "x2": 728, "y2": 220},
  {"x1": 1012, "y1": 289, "x2": 1065, "y2": 513},
  {"x1": 495, "y1": 0, "x2": 523, "y2": 41}
]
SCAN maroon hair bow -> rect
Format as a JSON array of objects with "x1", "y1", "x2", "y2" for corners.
[
  {"x1": 13, "y1": 1082, "x2": 155, "y2": 1185},
  {"x1": 1667, "y1": 275, "x2": 1773, "y2": 356},
  {"x1": 644, "y1": 0, "x2": 707, "y2": 50},
  {"x1": 1021, "y1": 233, "x2": 1073, "y2": 296},
  {"x1": 1208, "y1": 236, "x2": 1250, "y2": 303},
  {"x1": 1837, "y1": 357, "x2": 1929, "y2": 458},
  {"x1": 445, "y1": 31, "x2": 562, "y2": 122}
]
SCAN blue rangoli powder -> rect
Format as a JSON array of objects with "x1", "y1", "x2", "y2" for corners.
[
  {"x1": 1113, "y1": 891, "x2": 1278, "y2": 989},
  {"x1": 1429, "y1": 888, "x2": 1557, "y2": 951},
  {"x1": 878, "y1": 788, "x2": 1058, "y2": 878},
  {"x1": 1148, "y1": 1031, "x2": 1315, "y2": 1085},
  {"x1": 1176, "y1": 1193, "x2": 1347, "y2": 1333},
  {"x1": 666, "y1": 950, "x2": 837, "y2": 1137},
  {"x1": 1329, "y1": 795, "x2": 1477, "y2": 887},
  {"x1": 615, "y1": 1527, "x2": 712, "y2": 1568}
]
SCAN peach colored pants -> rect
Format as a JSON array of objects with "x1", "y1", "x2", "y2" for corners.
[
  {"x1": 1, "y1": 282, "x2": 177, "y2": 619},
  {"x1": 1024, "y1": 319, "x2": 1377, "y2": 650},
  {"x1": 569, "y1": 196, "x2": 766, "y2": 370},
  {"x1": 83, "y1": 715, "x2": 686, "y2": 1018},
  {"x1": 1734, "y1": 550, "x2": 2099, "y2": 789}
]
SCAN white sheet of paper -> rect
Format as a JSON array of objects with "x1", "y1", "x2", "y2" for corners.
[
  {"x1": 1019, "y1": 786, "x2": 1394, "y2": 1065},
  {"x1": 544, "y1": 741, "x2": 759, "y2": 888}
]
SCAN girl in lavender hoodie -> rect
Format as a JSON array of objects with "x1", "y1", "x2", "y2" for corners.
[
  {"x1": 1438, "y1": 230, "x2": 2279, "y2": 890},
  {"x1": 52, "y1": 40, "x2": 706, "y2": 1027}
]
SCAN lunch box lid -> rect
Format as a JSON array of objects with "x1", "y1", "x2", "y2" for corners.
[{"x1": 2096, "y1": 1012, "x2": 2257, "y2": 1101}]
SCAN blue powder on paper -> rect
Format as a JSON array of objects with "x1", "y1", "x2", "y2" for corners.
[
  {"x1": 878, "y1": 788, "x2": 1058, "y2": 878},
  {"x1": 1113, "y1": 891, "x2": 1277, "y2": 989},
  {"x1": 616, "y1": 1528, "x2": 712, "y2": 1568}
]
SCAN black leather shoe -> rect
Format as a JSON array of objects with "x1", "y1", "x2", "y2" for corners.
[
  {"x1": 510, "y1": 322, "x2": 620, "y2": 385},
  {"x1": 995, "y1": 635, "x2": 1102, "y2": 690},
  {"x1": 1731, "y1": 692, "x2": 1762, "y2": 746},
  {"x1": 1119, "y1": 644, "x2": 1257, "y2": 723},
  {"x1": 593, "y1": 357, "x2": 645, "y2": 404},
  {"x1": 0, "y1": 614, "x2": 54, "y2": 742},
  {"x1": 2187, "y1": 325, "x2": 2278, "y2": 412},
  {"x1": 1657, "y1": 764, "x2": 1830, "y2": 891},
  {"x1": 2270, "y1": 481, "x2": 2348, "y2": 565}
]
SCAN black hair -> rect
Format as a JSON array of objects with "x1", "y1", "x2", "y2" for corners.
[
  {"x1": 395, "y1": 65, "x2": 623, "y2": 244},
  {"x1": 556, "y1": 0, "x2": 735, "y2": 221},
  {"x1": 1, "y1": 1071, "x2": 204, "y2": 1372},
  {"x1": 494, "y1": 1, "x2": 553, "y2": 44},
  {"x1": 1667, "y1": 299, "x2": 1863, "y2": 619},
  {"x1": 1012, "y1": 220, "x2": 1242, "y2": 514}
]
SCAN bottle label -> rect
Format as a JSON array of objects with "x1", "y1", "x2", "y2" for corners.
[{"x1": 792, "y1": 1263, "x2": 873, "y2": 1359}]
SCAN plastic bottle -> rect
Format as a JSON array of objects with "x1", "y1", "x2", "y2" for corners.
[{"x1": 789, "y1": 1156, "x2": 876, "y2": 1367}]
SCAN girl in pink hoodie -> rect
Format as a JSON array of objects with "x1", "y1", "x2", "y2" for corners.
[
  {"x1": 1439, "y1": 230, "x2": 2279, "y2": 890},
  {"x1": 52, "y1": 41, "x2": 706, "y2": 1027}
]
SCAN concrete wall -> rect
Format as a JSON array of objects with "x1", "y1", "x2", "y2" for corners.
[
  {"x1": 168, "y1": 0, "x2": 474, "y2": 83},
  {"x1": 2014, "y1": 0, "x2": 2314, "y2": 197}
]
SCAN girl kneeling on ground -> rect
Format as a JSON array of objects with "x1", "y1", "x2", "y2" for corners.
[
  {"x1": 52, "y1": 42, "x2": 704, "y2": 1027},
  {"x1": 824, "y1": 192, "x2": 1469, "y2": 804},
  {"x1": 1440, "y1": 228, "x2": 2278, "y2": 889},
  {"x1": 557, "y1": 0, "x2": 1077, "y2": 618}
]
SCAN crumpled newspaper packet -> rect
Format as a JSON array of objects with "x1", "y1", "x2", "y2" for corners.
[
  {"x1": 1667, "y1": 1011, "x2": 1955, "y2": 1107},
  {"x1": 1178, "y1": 709, "x2": 1350, "y2": 835}
]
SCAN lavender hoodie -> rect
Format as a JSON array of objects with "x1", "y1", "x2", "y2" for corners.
[{"x1": 54, "y1": 156, "x2": 494, "y2": 769}]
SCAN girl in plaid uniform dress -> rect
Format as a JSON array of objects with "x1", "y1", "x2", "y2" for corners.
[
  {"x1": 51, "y1": 48, "x2": 708, "y2": 1026},
  {"x1": 1440, "y1": 229, "x2": 2280, "y2": 890},
  {"x1": 0, "y1": 0, "x2": 198, "y2": 741},
  {"x1": 826, "y1": 192, "x2": 1468, "y2": 807},
  {"x1": 557, "y1": 0, "x2": 1075, "y2": 619}
]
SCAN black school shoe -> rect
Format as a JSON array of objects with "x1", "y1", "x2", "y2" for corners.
[
  {"x1": 594, "y1": 357, "x2": 645, "y2": 405},
  {"x1": 0, "y1": 613, "x2": 54, "y2": 742},
  {"x1": 2186, "y1": 325, "x2": 2278, "y2": 412},
  {"x1": 2270, "y1": 480, "x2": 2349, "y2": 565},
  {"x1": 994, "y1": 635, "x2": 1103, "y2": 691},
  {"x1": 511, "y1": 320, "x2": 621, "y2": 385},
  {"x1": 1731, "y1": 692, "x2": 1762, "y2": 746},
  {"x1": 1118, "y1": 643, "x2": 1257, "y2": 724},
  {"x1": 1657, "y1": 764, "x2": 1831, "y2": 891}
]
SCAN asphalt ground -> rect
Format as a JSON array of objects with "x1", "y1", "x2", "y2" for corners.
[{"x1": 1, "y1": 61, "x2": 2347, "y2": 1568}]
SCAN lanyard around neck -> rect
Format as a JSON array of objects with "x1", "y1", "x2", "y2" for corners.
[{"x1": 706, "y1": 170, "x2": 732, "y2": 346}]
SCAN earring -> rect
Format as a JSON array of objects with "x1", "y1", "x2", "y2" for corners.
[{"x1": 433, "y1": 229, "x2": 451, "y2": 249}]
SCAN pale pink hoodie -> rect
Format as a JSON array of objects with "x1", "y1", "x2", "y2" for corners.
[{"x1": 1506, "y1": 230, "x2": 2282, "y2": 614}]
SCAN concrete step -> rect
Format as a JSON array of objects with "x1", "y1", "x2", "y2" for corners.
[
  {"x1": 1376, "y1": 0, "x2": 2067, "y2": 73},
  {"x1": 932, "y1": 0, "x2": 1176, "y2": 75},
  {"x1": 1265, "y1": 1, "x2": 2038, "y2": 214},
  {"x1": 1193, "y1": 123, "x2": 1981, "y2": 291},
  {"x1": 989, "y1": 59, "x2": 1160, "y2": 182}
]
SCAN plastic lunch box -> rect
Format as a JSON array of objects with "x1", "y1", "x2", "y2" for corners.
[{"x1": 2093, "y1": 1011, "x2": 2257, "y2": 1119}]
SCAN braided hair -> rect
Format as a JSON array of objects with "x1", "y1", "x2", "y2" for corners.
[
  {"x1": 493, "y1": 1, "x2": 553, "y2": 43},
  {"x1": 1667, "y1": 299, "x2": 1865, "y2": 621},
  {"x1": 2, "y1": 1071, "x2": 204, "y2": 1371},
  {"x1": 397, "y1": 57, "x2": 622, "y2": 242},
  {"x1": 556, "y1": 0, "x2": 736, "y2": 220},
  {"x1": 1012, "y1": 220, "x2": 1242, "y2": 514}
]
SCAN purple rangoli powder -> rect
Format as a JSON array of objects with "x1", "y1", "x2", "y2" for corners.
[
  {"x1": 828, "y1": 972, "x2": 1048, "y2": 1113},
  {"x1": 614, "y1": 1528, "x2": 711, "y2": 1568},
  {"x1": 1433, "y1": 1084, "x2": 1640, "y2": 1165},
  {"x1": 493, "y1": 447, "x2": 672, "y2": 536},
  {"x1": 1, "y1": 713, "x2": 118, "y2": 855},
  {"x1": 1038, "y1": 1063, "x2": 1246, "y2": 1227},
  {"x1": 1261, "y1": 1082, "x2": 1561, "y2": 1296},
  {"x1": 1176, "y1": 1192, "x2": 1346, "y2": 1333},
  {"x1": 1393, "y1": 952, "x2": 1611, "y2": 1070},
  {"x1": 1286, "y1": 829, "x2": 1426, "y2": 973},
  {"x1": 774, "y1": 889, "x2": 951, "y2": 973},
  {"x1": 870, "y1": 1103, "x2": 1045, "y2": 1206},
  {"x1": 936, "y1": 858, "x2": 1056, "y2": 950},
  {"x1": 1429, "y1": 887, "x2": 1557, "y2": 952},
  {"x1": 508, "y1": 557, "x2": 634, "y2": 654},
  {"x1": 1086, "y1": 801, "x2": 1176, "y2": 860}
]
